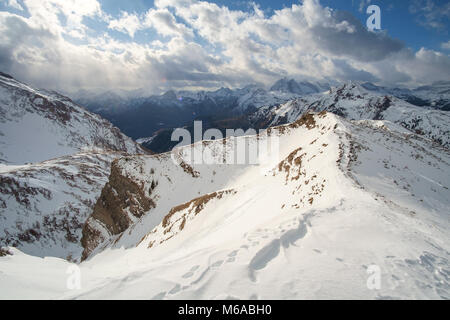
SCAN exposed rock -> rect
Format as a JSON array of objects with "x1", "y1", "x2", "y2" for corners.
[
  {"x1": 81, "y1": 159, "x2": 155, "y2": 260},
  {"x1": 0, "y1": 247, "x2": 12, "y2": 257}
]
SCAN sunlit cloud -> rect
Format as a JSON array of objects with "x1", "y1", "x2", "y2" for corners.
[{"x1": 0, "y1": 0, "x2": 449, "y2": 93}]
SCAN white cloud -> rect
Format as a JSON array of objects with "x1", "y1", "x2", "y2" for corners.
[
  {"x1": 409, "y1": 0, "x2": 450, "y2": 30},
  {"x1": 107, "y1": 8, "x2": 193, "y2": 39},
  {"x1": 20, "y1": 0, "x2": 104, "y2": 39},
  {"x1": 442, "y1": 40, "x2": 450, "y2": 50},
  {"x1": 108, "y1": 11, "x2": 142, "y2": 38},
  {"x1": 0, "y1": 0, "x2": 449, "y2": 93},
  {"x1": 144, "y1": 8, "x2": 193, "y2": 38}
]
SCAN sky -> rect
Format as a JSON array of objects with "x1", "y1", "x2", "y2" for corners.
[{"x1": 0, "y1": 0, "x2": 449, "y2": 94}]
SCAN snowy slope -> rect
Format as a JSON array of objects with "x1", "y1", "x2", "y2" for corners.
[
  {"x1": 0, "y1": 73, "x2": 146, "y2": 261},
  {"x1": 360, "y1": 81, "x2": 450, "y2": 111},
  {"x1": 2, "y1": 112, "x2": 447, "y2": 299},
  {"x1": 0, "y1": 73, "x2": 142, "y2": 164},
  {"x1": 413, "y1": 81, "x2": 450, "y2": 110},
  {"x1": 250, "y1": 82, "x2": 450, "y2": 148},
  {"x1": 0, "y1": 151, "x2": 130, "y2": 260}
]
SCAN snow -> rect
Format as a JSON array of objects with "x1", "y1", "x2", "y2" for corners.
[
  {"x1": 0, "y1": 151, "x2": 128, "y2": 260},
  {"x1": 0, "y1": 75, "x2": 142, "y2": 165},
  {"x1": 251, "y1": 82, "x2": 450, "y2": 148},
  {"x1": 0, "y1": 74, "x2": 144, "y2": 260},
  {"x1": 1, "y1": 112, "x2": 448, "y2": 300},
  {"x1": 1, "y1": 73, "x2": 449, "y2": 300},
  {"x1": 136, "y1": 135, "x2": 156, "y2": 145}
]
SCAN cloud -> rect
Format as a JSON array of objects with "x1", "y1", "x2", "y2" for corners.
[
  {"x1": 108, "y1": 11, "x2": 142, "y2": 38},
  {"x1": 20, "y1": 0, "x2": 104, "y2": 39},
  {"x1": 409, "y1": 0, "x2": 450, "y2": 30},
  {"x1": 6, "y1": 0, "x2": 23, "y2": 11},
  {"x1": 144, "y1": 8, "x2": 194, "y2": 38},
  {"x1": 358, "y1": 0, "x2": 372, "y2": 13},
  {"x1": 107, "y1": 8, "x2": 194, "y2": 39},
  {"x1": 402, "y1": 48, "x2": 450, "y2": 83},
  {"x1": 442, "y1": 40, "x2": 450, "y2": 50},
  {"x1": 0, "y1": 0, "x2": 449, "y2": 93}
]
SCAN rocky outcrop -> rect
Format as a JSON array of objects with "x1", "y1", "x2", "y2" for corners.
[
  {"x1": 81, "y1": 159, "x2": 155, "y2": 261},
  {"x1": 0, "y1": 151, "x2": 127, "y2": 260}
]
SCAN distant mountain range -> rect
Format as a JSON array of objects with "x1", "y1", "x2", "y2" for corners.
[
  {"x1": 360, "y1": 81, "x2": 450, "y2": 111},
  {"x1": 250, "y1": 82, "x2": 450, "y2": 148},
  {"x1": 69, "y1": 79, "x2": 331, "y2": 141},
  {"x1": 69, "y1": 79, "x2": 450, "y2": 153},
  {"x1": 137, "y1": 80, "x2": 450, "y2": 153}
]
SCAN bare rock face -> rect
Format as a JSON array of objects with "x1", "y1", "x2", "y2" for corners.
[
  {"x1": 0, "y1": 151, "x2": 130, "y2": 260},
  {"x1": 81, "y1": 159, "x2": 155, "y2": 260}
]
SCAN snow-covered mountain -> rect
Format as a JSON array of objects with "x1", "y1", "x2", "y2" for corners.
[
  {"x1": 3, "y1": 112, "x2": 440, "y2": 299},
  {"x1": 0, "y1": 73, "x2": 142, "y2": 164},
  {"x1": 250, "y1": 82, "x2": 450, "y2": 148},
  {"x1": 0, "y1": 151, "x2": 131, "y2": 260},
  {"x1": 412, "y1": 81, "x2": 450, "y2": 111},
  {"x1": 0, "y1": 73, "x2": 145, "y2": 261},
  {"x1": 360, "y1": 81, "x2": 450, "y2": 111},
  {"x1": 73, "y1": 79, "x2": 449, "y2": 153},
  {"x1": 72, "y1": 79, "x2": 322, "y2": 115},
  {"x1": 0, "y1": 74, "x2": 449, "y2": 299},
  {"x1": 70, "y1": 80, "x2": 316, "y2": 143}
]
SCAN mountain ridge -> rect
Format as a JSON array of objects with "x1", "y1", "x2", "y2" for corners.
[
  {"x1": 54, "y1": 111, "x2": 450, "y2": 299},
  {"x1": 0, "y1": 74, "x2": 449, "y2": 299},
  {"x1": 249, "y1": 82, "x2": 450, "y2": 148},
  {"x1": 0, "y1": 73, "x2": 146, "y2": 260}
]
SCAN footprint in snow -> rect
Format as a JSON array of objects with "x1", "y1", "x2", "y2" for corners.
[
  {"x1": 211, "y1": 260, "x2": 224, "y2": 268},
  {"x1": 228, "y1": 250, "x2": 238, "y2": 257},
  {"x1": 152, "y1": 292, "x2": 166, "y2": 300},
  {"x1": 169, "y1": 284, "x2": 181, "y2": 295},
  {"x1": 227, "y1": 251, "x2": 239, "y2": 263},
  {"x1": 191, "y1": 265, "x2": 200, "y2": 271},
  {"x1": 182, "y1": 271, "x2": 194, "y2": 279},
  {"x1": 182, "y1": 265, "x2": 200, "y2": 278}
]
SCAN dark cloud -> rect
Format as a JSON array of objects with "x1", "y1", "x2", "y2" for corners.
[{"x1": 311, "y1": 10, "x2": 405, "y2": 62}]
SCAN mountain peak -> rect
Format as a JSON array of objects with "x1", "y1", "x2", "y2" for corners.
[{"x1": 161, "y1": 90, "x2": 178, "y2": 100}]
